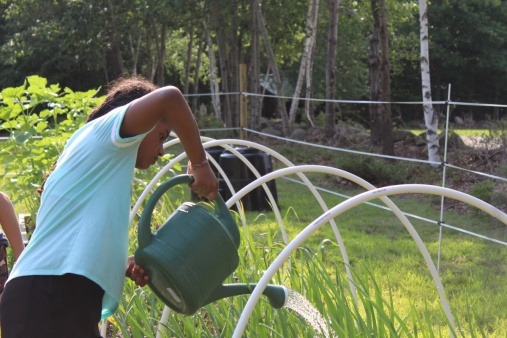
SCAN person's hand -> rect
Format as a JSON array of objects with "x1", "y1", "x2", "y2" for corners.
[
  {"x1": 187, "y1": 160, "x2": 219, "y2": 199},
  {"x1": 126, "y1": 256, "x2": 149, "y2": 287}
]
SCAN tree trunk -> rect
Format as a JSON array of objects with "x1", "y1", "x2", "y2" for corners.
[
  {"x1": 249, "y1": 0, "x2": 261, "y2": 131},
  {"x1": 288, "y1": 0, "x2": 320, "y2": 127},
  {"x1": 378, "y1": 0, "x2": 394, "y2": 155},
  {"x1": 144, "y1": 19, "x2": 156, "y2": 82},
  {"x1": 106, "y1": 0, "x2": 125, "y2": 78},
  {"x1": 254, "y1": 0, "x2": 289, "y2": 136},
  {"x1": 369, "y1": 0, "x2": 393, "y2": 156},
  {"x1": 325, "y1": 0, "x2": 340, "y2": 138},
  {"x1": 192, "y1": 36, "x2": 205, "y2": 116},
  {"x1": 211, "y1": 4, "x2": 233, "y2": 127},
  {"x1": 304, "y1": 0, "x2": 320, "y2": 127},
  {"x1": 183, "y1": 31, "x2": 194, "y2": 95},
  {"x1": 229, "y1": 11, "x2": 240, "y2": 128},
  {"x1": 155, "y1": 22, "x2": 167, "y2": 87},
  {"x1": 419, "y1": 0, "x2": 440, "y2": 165},
  {"x1": 203, "y1": 20, "x2": 222, "y2": 122},
  {"x1": 128, "y1": 34, "x2": 141, "y2": 77},
  {"x1": 369, "y1": 0, "x2": 382, "y2": 146}
]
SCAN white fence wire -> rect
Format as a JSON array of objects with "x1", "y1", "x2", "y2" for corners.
[{"x1": 191, "y1": 89, "x2": 507, "y2": 265}]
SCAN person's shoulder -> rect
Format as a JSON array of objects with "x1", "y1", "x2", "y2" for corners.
[{"x1": 0, "y1": 192, "x2": 12, "y2": 207}]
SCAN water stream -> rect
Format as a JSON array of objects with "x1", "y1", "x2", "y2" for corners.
[{"x1": 284, "y1": 288, "x2": 331, "y2": 338}]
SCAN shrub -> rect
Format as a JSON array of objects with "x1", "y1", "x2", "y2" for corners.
[
  {"x1": 334, "y1": 153, "x2": 427, "y2": 186},
  {"x1": 469, "y1": 180, "x2": 494, "y2": 204},
  {"x1": 0, "y1": 75, "x2": 103, "y2": 228}
]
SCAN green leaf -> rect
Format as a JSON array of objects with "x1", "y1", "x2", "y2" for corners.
[
  {"x1": 1, "y1": 85, "x2": 26, "y2": 99},
  {"x1": 35, "y1": 121, "x2": 48, "y2": 133},
  {"x1": 26, "y1": 75, "x2": 48, "y2": 92},
  {"x1": 1, "y1": 120, "x2": 19, "y2": 129},
  {"x1": 49, "y1": 84, "x2": 62, "y2": 93},
  {"x1": 39, "y1": 109, "x2": 51, "y2": 118},
  {"x1": 12, "y1": 130, "x2": 33, "y2": 143}
]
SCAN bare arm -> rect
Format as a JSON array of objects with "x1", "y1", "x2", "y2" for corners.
[
  {"x1": 123, "y1": 86, "x2": 218, "y2": 199},
  {"x1": 0, "y1": 192, "x2": 25, "y2": 260}
]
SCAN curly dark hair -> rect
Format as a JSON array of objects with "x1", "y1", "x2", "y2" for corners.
[{"x1": 87, "y1": 76, "x2": 158, "y2": 122}]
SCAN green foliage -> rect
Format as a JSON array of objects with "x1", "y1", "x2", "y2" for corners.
[
  {"x1": 334, "y1": 153, "x2": 437, "y2": 186},
  {"x1": 1, "y1": 0, "x2": 504, "y2": 108},
  {"x1": 112, "y1": 220, "x2": 496, "y2": 337},
  {"x1": 428, "y1": 0, "x2": 507, "y2": 103},
  {"x1": 0, "y1": 75, "x2": 102, "y2": 227},
  {"x1": 101, "y1": 172, "x2": 507, "y2": 337},
  {"x1": 470, "y1": 180, "x2": 494, "y2": 204}
]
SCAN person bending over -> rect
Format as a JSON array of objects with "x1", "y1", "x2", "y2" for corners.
[{"x1": 0, "y1": 77, "x2": 218, "y2": 337}]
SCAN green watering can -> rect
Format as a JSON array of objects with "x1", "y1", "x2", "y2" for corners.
[{"x1": 135, "y1": 174, "x2": 287, "y2": 315}]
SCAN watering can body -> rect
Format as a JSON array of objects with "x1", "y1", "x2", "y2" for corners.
[{"x1": 134, "y1": 174, "x2": 240, "y2": 315}]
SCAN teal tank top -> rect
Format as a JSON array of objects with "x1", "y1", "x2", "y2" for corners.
[{"x1": 8, "y1": 104, "x2": 147, "y2": 318}]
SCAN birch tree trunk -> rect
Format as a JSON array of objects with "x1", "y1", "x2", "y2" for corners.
[
  {"x1": 203, "y1": 20, "x2": 222, "y2": 122},
  {"x1": 288, "y1": 0, "x2": 319, "y2": 127},
  {"x1": 211, "y1": 4, "x2": 233, "y2": 127},
  {"x1": 325, "y1": 0, "x2": 339, "y2": 137},
  {"x1": 254, "y1": 0, "x2": 289, "y2": 135},
  {"x1": 419, "y1": 0, "x2": 440, "y2": 165},
  {"x1": 304, "y1": 0, "x2": 320, "y2": 127},
  {"x1": 192, "y1": 36, "x2": 204, "y2": 116}
]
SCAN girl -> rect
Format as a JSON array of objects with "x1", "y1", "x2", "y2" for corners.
[{"x1": 0, "y1": 77, "x2": 218, "y2": 337}]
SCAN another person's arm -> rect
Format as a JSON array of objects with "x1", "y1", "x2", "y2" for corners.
[{"x1": 0, "y1": 192, "x2": 25, "y2": 260}]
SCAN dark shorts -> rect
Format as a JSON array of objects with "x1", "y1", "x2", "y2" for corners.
[{"x1": 0, "y1": 274, "x2": 104, "y2": 338}]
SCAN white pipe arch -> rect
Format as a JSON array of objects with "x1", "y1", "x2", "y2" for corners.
[
  {"x1": 143, "y1": 137, "x2": 364, "y2": 337},
  {"x1": 160, "y1": 137, "x2": 371, "y2": 301},
  {"x1": 232, "y1": 175, "x2": 507, "y2": 337},
  {"x1": 128, "y1": 138, "x2": 504, "y2": 338},
  {"x1": 135, "y1": 138, "x2": 448, "y2": 337}
]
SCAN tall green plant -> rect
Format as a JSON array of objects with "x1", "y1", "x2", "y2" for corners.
[
  {"x1": 0, "y1": 75, "x2": 102, "y2": 231},
  {"x1": 108, "y1": 216, "x2": 477, "y2": 338}
]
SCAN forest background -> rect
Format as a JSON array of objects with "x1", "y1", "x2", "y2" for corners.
[
  {"x1": 1, "y1": 1, "x2": 507, "y2": 336},
  {"x1": 1, "y1": 0, "x2": 506, "y2": 139}
]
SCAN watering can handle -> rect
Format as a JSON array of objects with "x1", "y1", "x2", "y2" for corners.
[{"x1": 138, "y1": 174, "x2": 229, "y2": 249}]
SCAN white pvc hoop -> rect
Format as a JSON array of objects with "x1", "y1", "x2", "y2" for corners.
[
  {"x1": 161, "y1": 138, "x2": 366, "y2": 301},
  {"x1": 138, "y1": 139, "x2": 443, "y2": 337},
  {"x1": 146, "y1": 138, "x2": 362, "y2": 337},
  {"x1": 226, "y1": 165, "x2": 455, "y2": 329},
  {"x1": 128, "y1": 139, "x2": 499, "y2": 337},
  {"x1": 232, "y1": 176, "x2": 507, "y2": 337}
]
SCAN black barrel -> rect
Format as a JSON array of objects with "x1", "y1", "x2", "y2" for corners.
[
  {"x1": 218, "y1": 147, "x2": 278, "y2": 211},
  {"x1": 205, "y1": 146, "x2": 225, "y2": 176}
]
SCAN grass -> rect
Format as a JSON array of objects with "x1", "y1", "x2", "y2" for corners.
[
  {"x1": 104, "y1": 169, "x2": 506, "y2": 337},
  {"x1": 1, "y1": 131, "x2": 506, "y2": 337},
  {"x1": 245, "y1": 177, "x2": 505, "y2": 335}
]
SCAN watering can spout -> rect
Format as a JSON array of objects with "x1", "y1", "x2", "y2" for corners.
[{"x1": 205, "y1": 283, "x2": 288, "y2": 309}]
